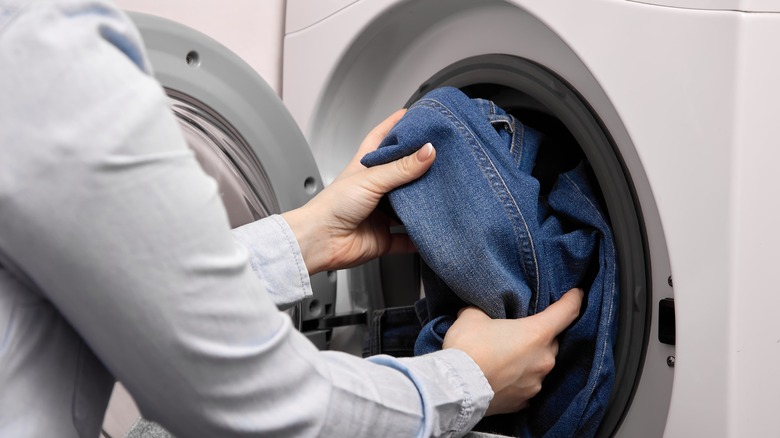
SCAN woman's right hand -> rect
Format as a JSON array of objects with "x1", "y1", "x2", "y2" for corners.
[{"x1": 443, "y1": 287, "x2": 584, "y2": 416}]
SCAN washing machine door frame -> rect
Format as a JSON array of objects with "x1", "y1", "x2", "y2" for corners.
[{"x1": 128, "y1": 12, "x2": 337, "y2": 347}]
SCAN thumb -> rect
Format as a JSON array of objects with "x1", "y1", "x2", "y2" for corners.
[
  {"x1": 364, "y1": 143, "x2": 436, "y2": 194},
  {"x1": 533, "y1": 287, "x2": 584, "y2": 336}
]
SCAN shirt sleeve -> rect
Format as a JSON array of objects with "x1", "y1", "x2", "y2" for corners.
[
  {"x1": 232, "y1": 216, "x2": 313, "y2": 309},
  {"x1": 0, "y1": 1, "x2": 492, "y2": 437}
]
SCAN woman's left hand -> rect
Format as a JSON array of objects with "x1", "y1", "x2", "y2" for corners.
[{"x1": 282, "y1": 110, "x2": 436, "y2": 275}]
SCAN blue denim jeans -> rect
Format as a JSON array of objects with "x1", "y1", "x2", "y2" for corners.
[
  {"x1": 361, "y1": 87, "x2": 619, "y2": 437},
  {"x1": 363, "y1": 306, "x2": 421, "y2": 359}
]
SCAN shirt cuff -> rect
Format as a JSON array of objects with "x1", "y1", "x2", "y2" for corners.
[
  {"x1": 231, "y1": 215, "x2": 312, "y2": 309},
  {"x1": 371, "y1": 348, "x2": 493, "y2": 437}
]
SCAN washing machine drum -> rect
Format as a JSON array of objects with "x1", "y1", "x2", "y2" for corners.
[{"x1": 129, "y1": 13, "x2": 336, "y2": 348}]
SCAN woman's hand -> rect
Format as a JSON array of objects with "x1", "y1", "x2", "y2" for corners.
[
  {"x1": 444, "y1": 288, "x2": 584, "y2": 416},
  {"x1": 282, "y1": 110, "x2": 435, "y2": 274}
]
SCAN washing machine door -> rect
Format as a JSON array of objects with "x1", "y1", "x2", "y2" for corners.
[{"x1": 129, "y1": 13, "x2": 336, "y2": 348}]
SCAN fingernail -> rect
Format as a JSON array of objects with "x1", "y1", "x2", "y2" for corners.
[{"x1": 416, "y1": 143, "x2": 434, "y2": 162}]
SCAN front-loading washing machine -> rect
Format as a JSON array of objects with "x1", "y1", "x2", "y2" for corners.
[
  {"x1": 282, "y1": 0, "x2": 780, "y2": 436},
  {"x1": 100, "y1": 0, "x2": 780, "y2": 436}
]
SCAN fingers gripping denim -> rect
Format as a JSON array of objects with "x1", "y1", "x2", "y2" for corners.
[{"x1": 361, "y1": 87, "x2": 619, "y2": 437}]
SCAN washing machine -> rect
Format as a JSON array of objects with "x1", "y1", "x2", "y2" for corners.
[{"x1": 281, "y1": 0, "x2": 780, "y2": 436}]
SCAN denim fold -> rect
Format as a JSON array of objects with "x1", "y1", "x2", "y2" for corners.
[{"x1": 361, "y1": 87, "x2": 619, "y2": 437}]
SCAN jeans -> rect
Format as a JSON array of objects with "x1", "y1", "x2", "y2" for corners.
[
  {"x1": 363, "y1": 306, "x2": 421, "y2": 359},
  {"x1": 361, "y1": 87, "x2": 619, "y2": 437}
]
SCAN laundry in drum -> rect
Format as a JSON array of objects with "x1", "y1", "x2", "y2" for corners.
[{"x1": 361, "y1": 86, "x2": 619, "y2": 437}]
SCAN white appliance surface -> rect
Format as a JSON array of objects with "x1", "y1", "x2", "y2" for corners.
[
  {"x1": 118, "y1": 0, "x2": 284, "y2": 93},
  {"x1": 283, "y1": 0, "x2": 780, "y2": 436}
]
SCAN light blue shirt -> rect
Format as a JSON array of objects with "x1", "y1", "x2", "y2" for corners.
[{"x1": 0, "y1": 0, "x2": 492, "y2": 437}]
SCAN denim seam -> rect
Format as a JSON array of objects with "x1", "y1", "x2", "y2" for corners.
[
  {"x1": 561, "y1": 174, "x2": 608, "y2": 227},
  {"x1": 412, "y1": 99, "x2": 541, "y2": 296},
  {"x1": 421, "y1": 98, "x2": 540, "y2": 295},
  {"x1": 494, "y1": 113, "x2": 533, "y2": 309},
  {"x1": 514, "y1": 117, "x2": 525, "y2": 167},
  {"x1": 561, "y1": 173, "x2": 618, "y2": 420}
]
